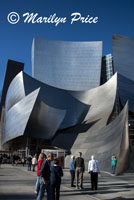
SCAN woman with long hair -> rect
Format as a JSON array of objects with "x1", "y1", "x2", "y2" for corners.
[{"x1": 35, "y1": 153, "x2": 46, "y2": 194}]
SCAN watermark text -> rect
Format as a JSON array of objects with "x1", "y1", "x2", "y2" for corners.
[{"x1": 7, "y1": 12, "x2": 99, "y2": 26}]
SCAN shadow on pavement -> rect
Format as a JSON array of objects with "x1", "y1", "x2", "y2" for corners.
[
  {"x1": 105, "y1": 198, "x2": 134, "y2": 200},
  {"x1": 0, "y1": 194, "x2": 36, "y2": 200}
]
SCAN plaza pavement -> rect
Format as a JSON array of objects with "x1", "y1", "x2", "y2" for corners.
[{"x1": 0, "y1": 164, "x2": 134, "y2": 200}]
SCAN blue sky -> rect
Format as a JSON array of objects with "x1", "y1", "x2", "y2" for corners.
[{"x1": 0, "y1": 0, "x2": 134, "y2": 91}]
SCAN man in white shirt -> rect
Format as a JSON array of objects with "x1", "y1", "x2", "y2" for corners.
[{"x1": 88, "y1": 155, "x2": 99, "y2": 190}]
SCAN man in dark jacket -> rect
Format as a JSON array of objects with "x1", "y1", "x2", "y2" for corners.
[
  {"x1": 74, "y1": 152, "x2": 85, "y2": 189},
  {"x1": 27, "y1": 155, "x2": 32, "y2": 171},
  {"x1": 37, "y1": 153, "x2": 53, "y2": 200}
]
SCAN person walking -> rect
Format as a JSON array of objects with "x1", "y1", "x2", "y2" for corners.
[
  {"x1": 69, "y1": 155, "x2": 75, "y2": 187},
  {"x1": 15, "y1": 155, "x2": 20, "y2": 166},
  {"x1": 111, "y1": 154, "x2": 117, "y2": 174},
  {"x1": 27, "y1": 155, "x2": 32, "y2": 171},
  {"x1": 88, "y1": 155, "x2": 100, "y2": 190},
  {"x1": 32, "y1": 155, "x2": 37, "y2": 172},
  {"x1": 11, "y1": 155, "x2": 15, "y2": 166},
  {"x1": 35, "y1": 153, "x2": 46, "y2": 195},
  {"x1": 51, "y1": 158, "x2": 63, "y2": 200},
  {"x1": 36, "y1": 153, "x2": 53, "y2": 200},
  {"x1": 21, "y1": 157, "x2": 25, "y2": 167},
  {"x1": 74, "y1": 152, "x2": 85, "y2": 189}
]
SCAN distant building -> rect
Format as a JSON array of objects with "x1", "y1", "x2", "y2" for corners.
[{"x1": 101, "y1": 54, "x2": 113, "y2": 84}]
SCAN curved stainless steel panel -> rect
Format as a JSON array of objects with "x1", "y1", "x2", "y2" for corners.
[
  {"x1": 0, "y1": 60, "x2": 24, "y2": 117},
  {"x1": 25, "y1": 101, "x2": 66, "y2": 140},
  {"x1": 2, "y1": 71, "x2": 66, "y2": 142},
  {"x1": 2, "y1": 88, "x2": 40, "y2": 144},
  {"x1": 50, "y1": 73, "x2": 129, "y2": 173},
  {"x1": 5, "y1": 72, "x2": 25, "y2": 113},
  {"x1": 69, "y1": 73, "x2": 117, "y2": 127},
  {"x1": 113, "y1": 34, "x2": 134, "y2": 111},
  {"x1": 52, "y1": 73, "x2": 117, "y2": 153},
  {"x1": 32, "y1": 38, "x2": 102, "y2": 91},
  {"x1": 116, "y1": 102, "x2": 129, "y2": 175},
  {"x1": 118, "y1": 74, "x2": 134, "y2": 112},
  {"x1": 23, "y1": 72, "x2": 90, "y2": 129},
  {"x1": 64, "y1": 103, "x2": 129, "y2": 174}
]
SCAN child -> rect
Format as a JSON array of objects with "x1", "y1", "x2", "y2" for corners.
[{"x1": 51, "y1": 158, "x2": 63, "y2": 200}]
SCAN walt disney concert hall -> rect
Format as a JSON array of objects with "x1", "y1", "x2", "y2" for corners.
[{"x1": 0, "y1": 35, "x2": 134, "y2": 174}]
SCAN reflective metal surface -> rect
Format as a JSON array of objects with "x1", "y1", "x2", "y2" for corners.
[
  {"x1": 0, "y1": 60, "x2": 24, "y2": 117},
  {"x1": 25, "y1": 100, "x2": 66, "y2": 140},
  {"x1": 117, "y1": 74, "x2": 134, "y2": 112},
  {"x1": 3, "y1": 88, "x2": 40, "y2": 144},
  {"x1": 113, "y1": 34, "x2": 134, "y2": 112},
  {"x1": 32, "y1": 38, "x2": 102, "y2": 91},
  {"x1": 23, "y1": 72, "x2": 90, "y2": 129},
  {"x1": 69, "y1": 73, "x2": 117, "y2": 127},
  {"x1": 51, "y1": 73, "x2": 117, "y2": 148},
  {"x1": 2, "y1": 71, "x2": 67, "y2": 143},
  {"x1": 64, "y1": 102, "x2": 129, "y2": 174},
  {"x1": 51, "y1": 74, "x2": 129, "y2": 173},
  {"x1": 5, "y1": 72, "x2": 25, "y2": 113},
  {"x1": 113, "y1": 35, "x2": 134, "y2": 82}
]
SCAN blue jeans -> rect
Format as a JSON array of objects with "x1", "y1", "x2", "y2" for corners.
[
  {"x1": 33, "y1": 164, "x2": 36, "y2": 171},
  {"x1": 111, "y1": 165, "x2": 116, "y2": 174},
  {"x1": 70, "y1": 170, "x2": 75, "y2": 186},
  {"x1": 36, "y1": 178, "x2": 51, "y2": 200},
  {"x1": 35, "y1": 176, "x2": 41, "y2": 194},
  {"x1": 27, "y1": 162, "x2": 31, "y2": 171}
]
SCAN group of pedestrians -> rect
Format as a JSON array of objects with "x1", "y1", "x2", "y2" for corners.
[
  {"x1": 11, "y1": 154, "x2": 20, "y2": 166},
  {"x1": 69, "y1": 152, "x2": 99, "y2": 191},
  {"x1": 35, "y1": 152, "x2": 63, "y2": 200},
  {"x1": 69, "y1": 152, "x2": 118, "y2": 191},
  {"x1": 25, "y1": 151, "x2": 118, "y2": 200},
  {"x1": 27, "y1": 155, "x2": 37, "y2": 171}
]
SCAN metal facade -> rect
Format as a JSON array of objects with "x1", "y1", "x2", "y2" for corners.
[
  {"x1": 0, "y1": 38, "x2": 130, "y2": 174},
  {"x1": 32, "y1": 38, "x2": 102, "y2": 91},
  {"x1": 0, "y1": 60, "x2": 24, "y2": 117},
  {"x1": 113, "y1": 34, "x2": 134, "y2": 112}
]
